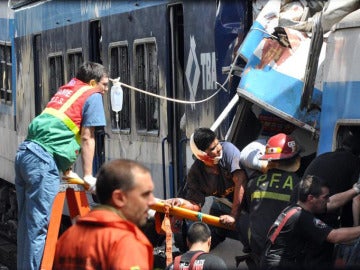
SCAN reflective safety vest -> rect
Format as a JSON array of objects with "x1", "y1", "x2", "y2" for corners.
[{"x1": 27, "y1": 78, "x2": 102, "y2": 171}]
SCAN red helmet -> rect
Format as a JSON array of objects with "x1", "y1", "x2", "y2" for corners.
[{"x1": 260, "y1": 133, "x2": 299, "y2": 160}]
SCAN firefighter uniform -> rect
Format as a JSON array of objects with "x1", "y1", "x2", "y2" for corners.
[{"x1": 246, "y1": 169, "x2": 300, "y2": 257}]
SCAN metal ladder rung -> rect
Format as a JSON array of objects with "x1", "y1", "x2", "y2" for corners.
[{"x1": 40, "y1": 183, "x2": 90, "y2": 270}]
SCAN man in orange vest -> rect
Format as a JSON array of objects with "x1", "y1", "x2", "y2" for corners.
[{"x1": 15, "y1": 62, "x2": 109, "y2": 269}]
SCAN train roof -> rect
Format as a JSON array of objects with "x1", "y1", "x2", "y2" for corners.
[{"x1": 11, "y1": 0, "x2": 168, "y2": 37}]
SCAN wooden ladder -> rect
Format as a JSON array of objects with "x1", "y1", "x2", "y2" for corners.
[{"x1": 40, "y1": 183, "x2": 91, "y2": 269}]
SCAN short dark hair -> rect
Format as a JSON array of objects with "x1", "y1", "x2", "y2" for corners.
[
  {"x1": 95, "y1": 159, "x2": 150, "y2": 204},
  {"x1": 187, "y1": 222, "x2": 211, "y2": 244},
  {"x1": 193, "y1": 128, "x2": 217, "y2": 151},
  {"x1": 75, "y1": 61, "x2": 108, "y2": 84},
  {"x1": 298, "y1": 175, "x2": 329, "y2": 202}
]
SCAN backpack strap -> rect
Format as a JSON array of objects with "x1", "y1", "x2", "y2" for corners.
[
  {"x1": 173, "y1": 251, "x2": 206, "y2": 270},
  {"x1": 269, "y1": 206, "x2": 301, "y2": 244},
  {"x1": 173, "y1": 255, "x2": 182, "y2": 270},
  {"x1": 189, "y1": 251, "x2": 206, "y2": 269}
]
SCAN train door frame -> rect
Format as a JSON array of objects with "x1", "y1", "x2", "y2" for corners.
[
  {"x1": 89, "y1": 19, "x2": 106, "y2": 174},
  {"x1": 89, "y1": 20, "x2": 103, "y2": 64},
  {"x1": 33, "y1": 33, "x2": 43, "y2": 116},
  {"x1": 167, "y1": 3, "x2": 186, "y2": 197}
]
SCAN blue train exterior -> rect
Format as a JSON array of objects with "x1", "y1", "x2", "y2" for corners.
[
  {"x1": 0, "y1": 0, "x2": 250, "y2": 267},
  {"x1": 0, "y1": 3, "x2": 17, "y2": 267},
  {"x1": 230, "y1": 0, "x2": 360, "y2": 160},
  {"x1": 10, "y1": 0, "x2": 249, "y2": 198},
  {"x1": 3, "y1": 0, "x2": 360, "y2": 268},
  {"x1": 318, "y1": 9, "x2": 360, "y2": 154}
]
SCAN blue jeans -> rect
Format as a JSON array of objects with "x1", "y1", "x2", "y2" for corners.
[
  {"x1": 15, "y1": 141, "x2": 60, "y2": 270},
  {"x1": 335, "y1": 239, "x2": 360, "y2": 266}
]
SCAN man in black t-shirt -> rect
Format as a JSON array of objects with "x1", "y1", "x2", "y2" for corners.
[
  {"x1": 168, "y1": 128, "x2": 248, "y2": 250},
  {"x1": 261, "y1": 175, "x2": 360, "y2": 270},
  {"x1": 300, "y1": 128, "x2": 360, "y2": 267},
  {"x1": 166, "y1": 222, "x2": 227, "y2": 270}
]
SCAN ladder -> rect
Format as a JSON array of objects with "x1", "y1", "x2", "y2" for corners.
[{"x1": 40, "y1": 183, "x2": 91, "y2": 269}]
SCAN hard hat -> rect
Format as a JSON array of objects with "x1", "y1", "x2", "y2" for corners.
[{"x1": 260, "y1": 133, "x2": 299, "y2": 160}]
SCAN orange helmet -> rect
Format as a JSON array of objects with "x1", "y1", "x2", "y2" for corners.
[{"x1": 260, "y1": 133, "x2": 299, "y2": 160}]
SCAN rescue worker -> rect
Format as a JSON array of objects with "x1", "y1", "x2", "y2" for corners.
[
  {"x1": 15, "y1": 62, "x2": 109, "y2": 269},
  {"x1": 243, "y1": 133, "x2": 302, "y2": 267},
  {"x1": 53, "y1": 159, "x2": 155, "y2": 269},
  {"x1": 301, "y1": 126, "x2": 360, "y2": 267},
  {"x1": 260, "y1": 175, "x2": 360, "y2": 270},
  {"x1": 165, "y1": 222, "x2": 227, "y2": 270}
]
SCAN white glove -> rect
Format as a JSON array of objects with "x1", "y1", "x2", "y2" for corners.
[
  {"x1": 62, "y1": 170, "x2": 81, "y2": 181},
  {"x1": 240, "y1": 139, "x2": 268, "y2": 173},
  {"x1": 83, "y1": 175, "x2": 97, "y2": 194}
]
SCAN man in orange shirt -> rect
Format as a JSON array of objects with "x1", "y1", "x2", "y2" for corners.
[{"x1": 53, "y1": 159, "x2": 155, "y2": 270}]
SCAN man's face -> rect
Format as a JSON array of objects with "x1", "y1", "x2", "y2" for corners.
[
  {"x1": 198, "y1": 138, "x2": 223, "y2": 166},
  {"x1": 204, "y1": 138, "x2": 222, "y2": 158},
  {"x1": 121, "y1": 171, "x2": 155, "y2": 227},
  {"x1": 311, "y1": 187, "x2": 330, "y2": 214},
  {"x1": 97, "y1": 76, "x2": 109, "y2": 94}
]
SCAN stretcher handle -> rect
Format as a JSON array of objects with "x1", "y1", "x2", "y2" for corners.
[
  {"x1": 151, "y1": 200, "x2": 235, "y2": 230},
  {"x1": 61, "y1": 176, "x2": 90, "y2": 189}
]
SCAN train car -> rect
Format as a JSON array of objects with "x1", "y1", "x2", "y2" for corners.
[
  {"x1": 0, "y1": 0, "x2": 251, "y2": 267},
  {"x1": 6, "y1": 0, "x2": 360, "y2": 268},
  {"x1": 0, "y1": 1, "x2": 17, "y2": 266},
  {"x1": 317, "y1": 8, "x2": 360, "y2": 154},
  {"x1": 9, "y1": 0, "x2": 250, "y2": 197},
  {"x1": 228, "y1": 0, "x2": 360, "y2": 158}
]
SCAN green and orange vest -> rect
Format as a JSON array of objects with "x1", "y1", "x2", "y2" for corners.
[{"x1": 27, "y1": 78, "x2": 102, "y2": 172}]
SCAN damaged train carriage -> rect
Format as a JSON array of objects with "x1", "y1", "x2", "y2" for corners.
[
  {"x1": 0, "y1": 0, "x2": 250, "y2": 268},
  {"x1": 228, "y1": 0, "x2": 360, "y2": 160}
]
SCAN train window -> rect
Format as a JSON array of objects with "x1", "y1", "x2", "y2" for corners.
[
  {"x1": 67, "y1": 49, "x2": 83, "y2": 81},
  {"x1": 335, "y1": 125, "x2": 360, "y2": 152},
  {"x1": 134, "y1": 39, "x2": 159, "y2": 135},
  {"x1": 109, "y1": 42, "x2": 130, "y2": 133},
  {"x1": 0, "y1": 43, "x2": 12, "y2": 105},
  {"x1": 89, "y1": 20, "x2": 102, "y2": 64},
  {"x1": 48, "y1": 54, "x2": 64, "y2": 100}
]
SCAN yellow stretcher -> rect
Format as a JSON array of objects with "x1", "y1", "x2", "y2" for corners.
[
  {"x1": 150, "y1": 200, "x2": 235, "y2": 230},
  {"x1": 63, "y1": 176, "x2": 235, "y2": 230}
]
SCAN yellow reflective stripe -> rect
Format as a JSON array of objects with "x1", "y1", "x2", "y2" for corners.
[
  {"x1": 58, "y1": 85, "x2": 93, "y2": 113},
  {"x1": 251, "y1": 191, "x2": 290, "y2": 202},
  {"x1": 42, "y1": 107, "x2": 81, "y2": 143}
]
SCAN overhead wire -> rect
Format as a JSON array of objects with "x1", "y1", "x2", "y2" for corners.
[
  {"x1": 118, "y1": 81, "x2": 222, "y2": 104},
  {"x1": 115, "y1": 49, "x2": 243, "y2": 105},
  {"x1": 111, "y1": 24, "x2": 284, "y2": 105}
]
